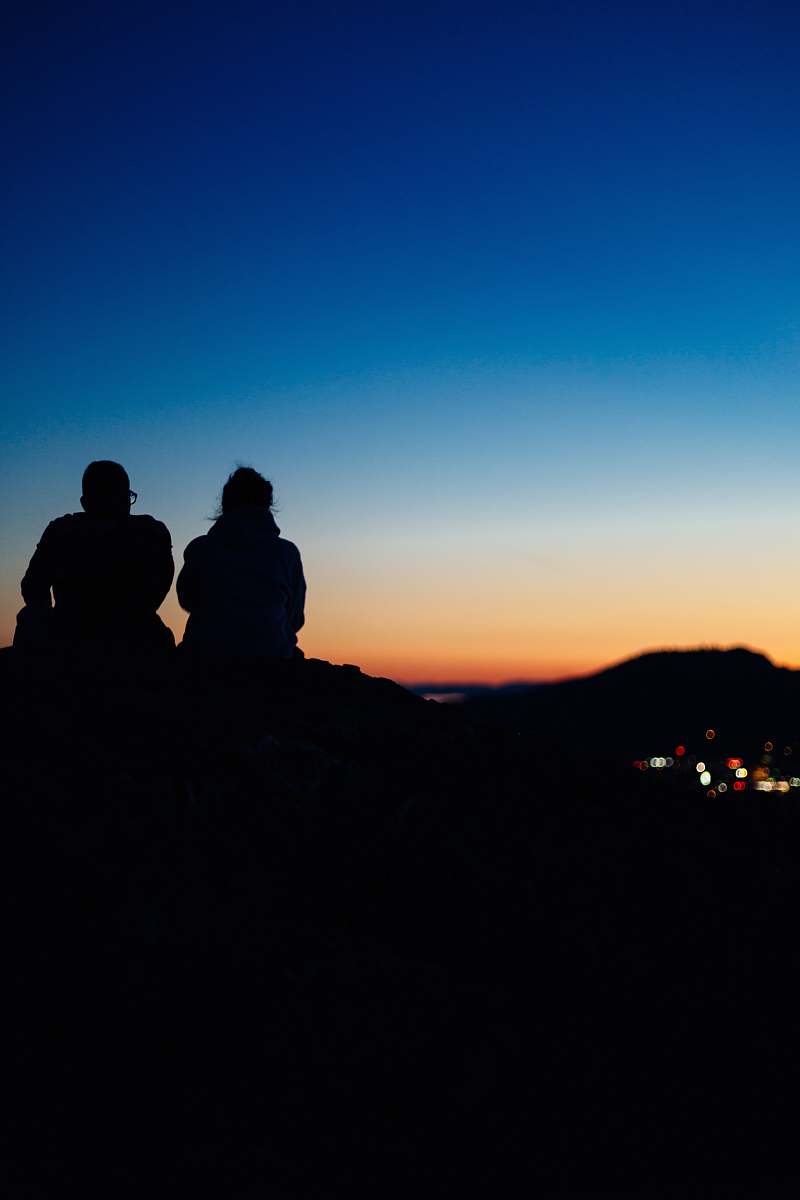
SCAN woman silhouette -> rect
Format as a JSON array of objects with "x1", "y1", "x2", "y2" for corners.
[{"x1": 177, "y1": 467, "x2": 306, "y2": 660}]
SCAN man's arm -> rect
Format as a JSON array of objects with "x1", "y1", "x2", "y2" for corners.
[
  {"x1": 20, "y1": 523, "x2": 56, "y2": 609},
  {"x1": 133, "y1": 519, "x2": 174, "y2": 612},
  {"x1": 150, "y1": 521, "x2": 175, "y2": 610}
]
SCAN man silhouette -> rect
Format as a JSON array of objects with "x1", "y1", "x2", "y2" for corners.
[{"x1": 15, "y1": 461, "x2": 175, "y2": 652}]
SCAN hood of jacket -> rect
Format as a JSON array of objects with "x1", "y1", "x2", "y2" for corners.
[{"x1": 207, "y1": 507, "x2": 282, "y2": 548}]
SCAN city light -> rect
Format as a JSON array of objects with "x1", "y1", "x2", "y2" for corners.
[{"x1": 631, "y1": 736, "x2": 800, "y2": 799}]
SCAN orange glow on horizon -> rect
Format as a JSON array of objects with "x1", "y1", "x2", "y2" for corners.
[{"x1": 4, "y1": 587, "x2": 800, "y2": 687}]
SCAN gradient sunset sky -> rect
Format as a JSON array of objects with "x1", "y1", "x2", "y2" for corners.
[{"x1": 5, "y1": 2, "x2": 800, "y2": 682}]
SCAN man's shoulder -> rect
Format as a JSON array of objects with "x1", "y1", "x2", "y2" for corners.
[
  {"x1": 42, "y1": 513, "x2": 83, "y2": 539},
  {"x1": 130, "y1": 515, "x2": 172, "y2": 543}
]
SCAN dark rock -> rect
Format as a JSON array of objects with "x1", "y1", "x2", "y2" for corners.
[{"x1": 5, "y1": 644, "x2": 800, "y2": 1193}]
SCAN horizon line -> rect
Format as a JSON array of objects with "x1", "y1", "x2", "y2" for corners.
[{"x1": 398, "y1": 642, "x2": 792, "y2": 690}]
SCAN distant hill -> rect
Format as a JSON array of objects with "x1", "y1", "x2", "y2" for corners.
[
  {"x1": 461, "y1": 646, "x2": 800, "y2": 753},
  {"x1": 409, "y1": 681, "x2": 543, "y2": 702}
]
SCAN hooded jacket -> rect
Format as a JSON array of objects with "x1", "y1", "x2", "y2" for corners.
[{"x1": 177, "y1": 507, "x2": 305, "y2": 659}]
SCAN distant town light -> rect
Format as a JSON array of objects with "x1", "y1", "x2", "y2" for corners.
[
  {"x1": 675, "y1": 745, "x2": 686, "y2": 757},
  {"x1": 700, "y1": 770, "x2": 711, "y2": 786},
  {"x1": 696, "y1": 762, "x2": 706, "y2": 773},
  {"x1": 665, "y1": 757, "x2": 674, "y2": 767},
  {"x1": 707, "y1": 788, "x2": 716, "y2": 797},
  {"x1": 790, "y1": 777, "x2": 800, "y2": 788},
  {"x1": 718, "y1": 782, "x2": 728, "y2": 793},
  {"x1": 735, "y1": 767, "x2": 748, "y2": 779},
  {"x1": 764, "y1": 741, "x2": 774, "y2": 752},
  {"x1": 705, "y1": 729, "x2": 716, "y2": 741},
  {"x1": 734, "y1": 781, "x2": 746, "y2": 791},
  {"x1": 727, "y1": 758, "x2": 743, "y2": 770}
]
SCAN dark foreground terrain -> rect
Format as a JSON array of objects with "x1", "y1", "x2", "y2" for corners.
[{"x1": 4, "y1": 646, "x2": 800, "y2": 1197}]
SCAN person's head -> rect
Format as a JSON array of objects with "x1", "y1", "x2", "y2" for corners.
[
  {"x1": 80, "y1": 460, "x2": 134, "y2": 517},
  {"x1": 219, "y1": 466, "x2": 273, "y2": 515}
]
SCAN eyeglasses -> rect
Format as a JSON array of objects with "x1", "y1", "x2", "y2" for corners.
[{"x1": 129, "y1": 491, "x2": 138, "y2": 505}]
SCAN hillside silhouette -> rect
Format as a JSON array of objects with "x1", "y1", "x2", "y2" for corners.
[
  {"x1": 465, "y1": 646, "x2": 800, "y2": 754},
  {"x1": 6, "y1": 644, "x2": 800, "y2": 1196}
]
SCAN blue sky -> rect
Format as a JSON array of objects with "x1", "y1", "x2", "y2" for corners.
[{"x1": 4, "y1": 1, "x2": 800, "y2": 678}]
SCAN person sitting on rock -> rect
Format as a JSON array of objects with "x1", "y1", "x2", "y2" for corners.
[
  {"x1": 15, "y1": 460, "x2": 175, "y2": 652},
  {"x1": 177, "y1": 466, "x2": 306, "y2": 661}
]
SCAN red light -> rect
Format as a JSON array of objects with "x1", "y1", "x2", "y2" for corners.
[
  {"x1": 727, "y1": 758, "x2": 743, "y2": 770},
  {"x1": 675, "y1": 745, "x2": 686, "y2": 757},
  {"x1": 734, "y1": 780, "x2": 746, "y2": 791}
]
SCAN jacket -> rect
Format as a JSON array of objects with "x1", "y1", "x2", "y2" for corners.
[
  {"x1": 177, "y1": 507, "x2": 306, "y2": 659},
  {"x1": 20, "y1": 512, "x2": 174, "y2": 641}
]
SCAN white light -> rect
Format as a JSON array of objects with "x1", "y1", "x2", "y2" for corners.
[
  {"x1": 790, "y1": 777, "x2": 800, "y2": 788},
  {"x1": 735, "y1": 768, "x2": 748, "y2": 779},
  {"x1": 696, "y1": 762, "x2": 706, "y2": 773},
  {"x1": 718, "y1": 782, "x2": 728, "y2": 793},
  {"x1": 700, "y1": 771, "x2": 711, "y2": 786}
]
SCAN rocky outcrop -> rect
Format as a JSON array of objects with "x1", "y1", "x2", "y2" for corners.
[{"x1": 6, "y1": 645, "x2": 800, "y2": 1196}]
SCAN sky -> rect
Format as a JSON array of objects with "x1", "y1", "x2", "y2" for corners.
[{"x1": 4, "y1": 1, "x2": 800, "y2": 683}]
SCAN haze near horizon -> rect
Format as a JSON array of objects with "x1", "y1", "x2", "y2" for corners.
[{"x1": 5, "y1": 2, "x2": 800, "y2": 683}]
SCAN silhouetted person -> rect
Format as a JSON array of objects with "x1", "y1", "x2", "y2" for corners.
[
  {"x1": 15, "y1": 460, "x2": 175, "y2": 652},
  {"x1": 177, "y1": 467, "x2": 305, "y2": 660}
]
